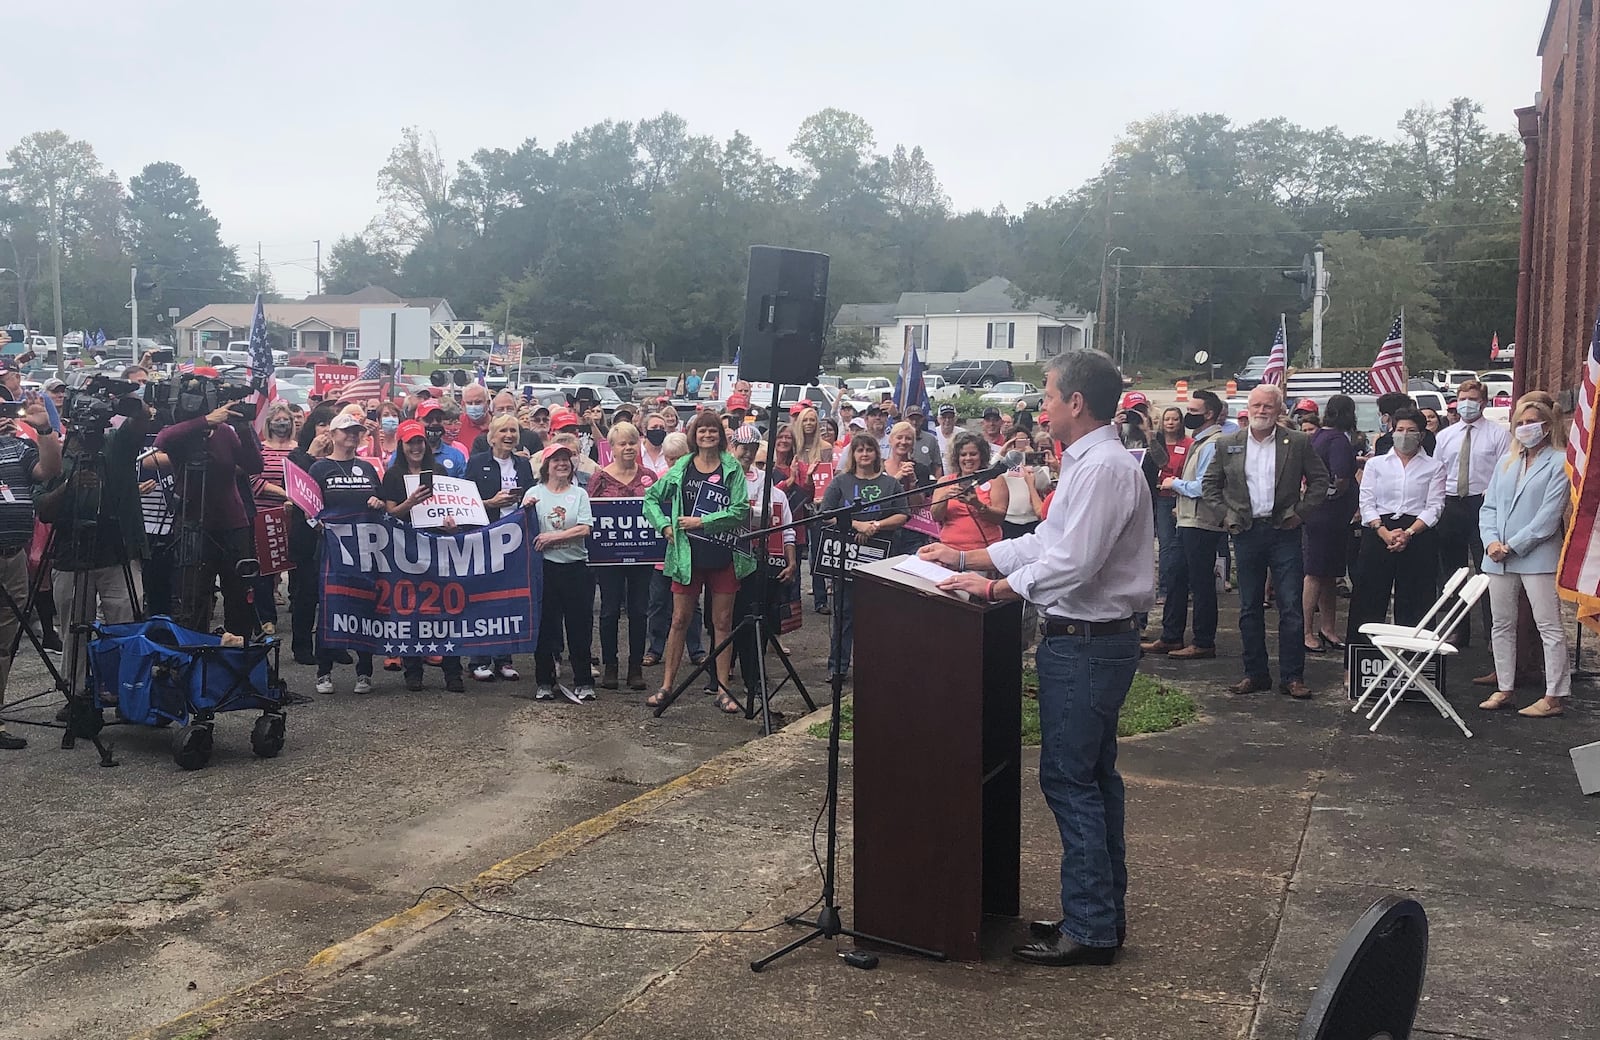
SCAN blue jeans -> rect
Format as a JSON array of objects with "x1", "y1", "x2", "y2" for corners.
[
  {"x1": 1161, "y1": 527, "x2": 1220, "y2": 648},
  {"x1": 1035, "y1": 629, "x2": 1137, "y2": 948},
  {"x1": 1153, "y1": 497, "x2": 1180, "y2": 601},
  {"x1": 648, "y1": 570, "x2": 702, "y2": 658},
  {"x1": 1234, "y1": 524, "x2": 1305, "y2": 685}
]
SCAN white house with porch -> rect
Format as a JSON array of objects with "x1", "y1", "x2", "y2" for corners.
[
  {"x1": 832, "y1": 276, "x2": 1093, "y2": 366},
  {"x1": 175, "y1": 287, "x2": 457, "y2": 361}
]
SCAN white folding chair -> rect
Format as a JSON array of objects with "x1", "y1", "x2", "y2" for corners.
[
  {"x1": 1362, "y1": 574, "x2": 1490, "y2": 738},
  {"x1": 1350, "y1": 567, "x2": 1471, "y2": 716}
]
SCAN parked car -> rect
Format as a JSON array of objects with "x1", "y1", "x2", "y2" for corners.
[
  {"x1": 287, "y1": 351, "x2": 342, "y2": 367},
  {"x1": 842, "y1": 376, "x2": 893, "y2": 404},
  {"x1": 924, "y1": 374, "x2": 963, "y2": 403},
  {"x1": 1233, "y1": 355, "x2": 1271, "y2": 392},
  {"x1": 1411, "y1": 390, "x2": 1448, "y2": 416},
  {"x1": 1477, "y1": 370, "x2": 1514, "y2": 398},
  {"x1": 939, "y1": 359, "x2": 1014, "y2": 389},
  {"x1": 572, "y1": 370, "x2": 636, "y2": 400},
  {"x1": 1417, "y1": 369, "x2": 1476, "y2": 396},
  {"x1": 978, "y1": 381, "x2": 1040, "y2": 408},
  {"x1": 553, "y1": 352, "x2": 647, "y2": 381}
]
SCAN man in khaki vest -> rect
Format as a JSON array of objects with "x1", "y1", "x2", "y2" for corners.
[{"x1": 1142, "y1": 390, "x2": 1227, "y2": 659}]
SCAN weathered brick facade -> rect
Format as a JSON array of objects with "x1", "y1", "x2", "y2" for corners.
[{"x1": 1517, "y1": 0, "x2": 1600, "y2": 403}]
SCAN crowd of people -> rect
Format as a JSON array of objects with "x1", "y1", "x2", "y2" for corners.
[{"x1": 1132, "y1": 378, "x2": 1574, "y2": 715}]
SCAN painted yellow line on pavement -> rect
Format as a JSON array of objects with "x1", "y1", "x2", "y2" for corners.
[{"x1": 132, "y1": 751, "x2": 747, "y2": 1040}]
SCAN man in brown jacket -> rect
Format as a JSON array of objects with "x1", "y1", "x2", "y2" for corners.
[{"x1": 1202, "y1": 385, "x2": 1329, "y2": 699}]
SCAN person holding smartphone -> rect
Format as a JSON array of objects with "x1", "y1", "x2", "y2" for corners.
[
  {"x1": 0, "y1": 393, "x2": 62, "y2": 750},
  {"x1": 381, "y1": 419, "x2": 466, "y2": 693}
]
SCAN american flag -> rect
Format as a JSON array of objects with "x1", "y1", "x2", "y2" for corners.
[
  {"x1": 179, "y1": 361, "x2": 195, "y2": 374},
  {"x1": 1490, "y1": 331, "x2": 1501, "y2": 361},
  {"x1": 1261, "y1": 317, "x2": 1288, "y2": 389},
  {"x1": 1557, "y1": 310, "x2": 1600, "y2": 635},
  {"x1": 336, "y1": 357, "x2": 389, "y2": 403},
  {"x1": 1368, "y1": 314, "x2": 1406, "y2": 395},
  {"x1": 245, "y1": 293, "x2": 278, "y2": 437},
  {"x1": 893, "y1": 324, "x2": 931, "y2": 415}
]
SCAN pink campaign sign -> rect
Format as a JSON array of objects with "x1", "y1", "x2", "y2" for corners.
[{"x1": 283, "y1": 458, "x2": 324, "y2": 517}]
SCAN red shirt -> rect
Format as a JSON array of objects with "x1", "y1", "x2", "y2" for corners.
[{"x1": 1156, "y1": 436, "x2": 1191, "y2": 497}]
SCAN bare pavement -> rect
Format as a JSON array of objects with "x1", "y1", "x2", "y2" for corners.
[{"x1": 2, "y1": 598, "x2": 1598, "y2": 1040}]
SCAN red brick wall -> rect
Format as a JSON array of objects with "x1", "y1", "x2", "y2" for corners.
[{"x1": 1521, "y1": 0, "x2": 1600, "y2": 401}]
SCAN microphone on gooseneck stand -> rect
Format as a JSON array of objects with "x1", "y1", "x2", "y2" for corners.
[{"x1": 974, "y1": 450, "x2": 1025, "y2": 481}]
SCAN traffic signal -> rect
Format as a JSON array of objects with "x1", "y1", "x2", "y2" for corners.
[
  {"x1": 1281, "y1": 253, "x2": 1314, "y2": 303},
  {"x1": 134, "y1": 278, "x2": 158, "y2": 298}
]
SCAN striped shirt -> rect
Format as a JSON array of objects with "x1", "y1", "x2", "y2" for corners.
[{"x1": 0, "y1": 437, "x2": 40, "y2": 553}]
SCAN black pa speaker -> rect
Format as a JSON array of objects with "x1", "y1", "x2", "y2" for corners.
[{"x1": 738, "y1": 246, "x2": 829, "y2": 386}]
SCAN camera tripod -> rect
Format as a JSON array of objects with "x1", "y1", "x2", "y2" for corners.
[
  {"x1": 649, "y1": 386, "x2": 816, "y2": 733},
  {"x1": 0, "y1": 429, "x2": 145, "y2": 766}
]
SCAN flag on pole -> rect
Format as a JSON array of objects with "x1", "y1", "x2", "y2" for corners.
[
  {"x1": 1261, "y1": 316, "x2": 1288, "y2": 389},
  {"x1": 1368, "y1": 314, "x2": 1406, "y2": 395},
  {"x1": 893, "y1": 325, "x2": 931, "y2": 416},
  {"x1": 1558, "y1": 312, "x2": 1600, "y2": 634},
  {"x1": 336, "y1": 357, "x2": 389, "y2": 403},
  {"x1": 1490, "y1": 331, "x2": 1501, "y2": 361},
  {"x1": 244, "y1": 292, "x2": 278, "y2": 436}
]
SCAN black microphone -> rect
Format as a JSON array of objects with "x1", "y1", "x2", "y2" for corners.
[{"x1": 973, "y1": 450, "x2": 1025, "y2": 481}]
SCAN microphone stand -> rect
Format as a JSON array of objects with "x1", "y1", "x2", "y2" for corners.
[{"x1": 745, "y1": 459, "x2": 1009, "y2": 972}]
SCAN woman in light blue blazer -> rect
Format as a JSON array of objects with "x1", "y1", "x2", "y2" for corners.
[{"x1": 1477, "y1": 395, "x2": 1572, "y2": 717}]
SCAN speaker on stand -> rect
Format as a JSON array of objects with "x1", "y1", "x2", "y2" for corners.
[{"x1": 737, "y1": 246, "x2": 830, "y2": 386}]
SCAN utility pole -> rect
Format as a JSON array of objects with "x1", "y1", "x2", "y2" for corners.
[
  {"x1": 1309, "y1": 242, "x2": 1327, "y2": 368},
  {"x1": 1095, "y1": 177, "x2": 1114, "y2": 351},
  {"x1": 129, "y1": 266, "x2": 139, "y2": 351},
  {"x1": 315, "y1": 239, "x2": 322, "y2": 295},
  {"x1": 49, "y1": 183, "x2": 65, "y2": 379},
  {"x1": 1112, "y1": 252, "x2": 1125, "y2": 368},
  {"x1": 257, "y1": 242, "x2": 264, "y2": 292}
]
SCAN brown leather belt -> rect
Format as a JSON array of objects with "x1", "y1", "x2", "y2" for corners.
[{"x1": 1041, "y1": 616, "x2": 1138, "y2": 638}]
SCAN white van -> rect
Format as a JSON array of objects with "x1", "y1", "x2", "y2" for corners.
[{"x1": 1418, "y1": 370, "x2": 1476, "y2": 395}]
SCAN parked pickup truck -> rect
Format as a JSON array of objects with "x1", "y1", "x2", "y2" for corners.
[{"x1": 552, "y1": 352, "x2": 647, "y2": 381}]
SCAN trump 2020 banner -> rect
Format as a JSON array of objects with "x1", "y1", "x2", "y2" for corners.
[{"x1": 318, "y1": 510, "x2": 541, "y2": 655}]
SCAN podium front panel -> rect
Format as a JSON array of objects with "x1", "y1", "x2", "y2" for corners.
[{"x1": 850, "y1": 564, "x2": 1022, "y2": 961}]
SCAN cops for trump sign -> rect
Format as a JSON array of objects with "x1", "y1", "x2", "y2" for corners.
[{"x1": 318, "y1": 511, "x2": 541, "y2": 655}]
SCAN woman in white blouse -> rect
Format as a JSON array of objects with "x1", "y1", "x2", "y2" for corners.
[{"x1": 1345, "y1": 408, "x2": 1446, "y2": 650}]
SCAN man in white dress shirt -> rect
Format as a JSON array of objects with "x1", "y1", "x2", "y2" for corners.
[
  {"x1": 921, "y1": 350, "x2": 1154, "y2": 968},
  {"x1": 1431, "y1": 379, "x2": 1509, "y2": 646}
]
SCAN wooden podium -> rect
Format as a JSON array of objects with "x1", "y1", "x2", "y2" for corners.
[{"x1": 849, "y1": 555, "x2": 1024, "y2": 961}]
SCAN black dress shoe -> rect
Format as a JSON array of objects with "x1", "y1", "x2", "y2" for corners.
[
  {"x1": 1012, "y1": 934, "x2": 1117, "y2": 967},
  {"x1": 0, "y1": 731, "x2": 27, "y2": 751},
  {"x1": 1028, "y1": 919, "x2": 1126, "y2": 946}
]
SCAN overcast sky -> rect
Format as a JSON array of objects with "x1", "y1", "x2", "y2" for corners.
[{"x1": 10, "y1": 0, "x2": 1540, "y2": 303}]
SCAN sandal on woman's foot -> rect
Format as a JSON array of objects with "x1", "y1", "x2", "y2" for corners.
[
  {"x1": 645, "y1": 688, "x2": 670, "y2": 708},
  {"x1": 641, "y1": 653, "x2": 660, "y2": 667},
  {"x1": 714, "y1": 691, "x2": 742, "y2": 715},
  {"x1": 1478, "y1": 691, "x2": 1518, "y2": 711}
]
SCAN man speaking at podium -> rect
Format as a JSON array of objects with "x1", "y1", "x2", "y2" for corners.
[{"x1": 920, "y1": 350, "x2": 1154, "y2": 967}]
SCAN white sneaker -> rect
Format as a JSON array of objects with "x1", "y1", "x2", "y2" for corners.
[
  {"x1": 497, "y1": 664, "x2": 520, "y2": 681},
  {"x1": 535, "y1": 684, "x2": 556, "y2": 700},
  {"x1": 560, "y1": 684, "x2": 584, "y2": 705},
  {"x1": 573, "y1": 685, "x2": 596, "y2": 702},
  {"x1": 315, "y1": 675, "x2": 334, "y2": 695},
  {"x1": 353, "y1": 676, "x2": 373, "y2": 695},
  {"x1": 473, "y1": 666, "x2": 495, "y2": 681}
]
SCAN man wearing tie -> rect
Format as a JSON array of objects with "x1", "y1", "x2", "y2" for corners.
[
  {"x1": 1432, "y1": 380, "x2": 1509, "y2": 646},
  {"x1": 1202, "y1": 385, "x2": 1329, "y2": 699}
]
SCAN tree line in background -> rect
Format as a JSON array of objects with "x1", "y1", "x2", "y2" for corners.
[{"x1": 1, "y1": 99, "x2": 1519, "y2": 372}]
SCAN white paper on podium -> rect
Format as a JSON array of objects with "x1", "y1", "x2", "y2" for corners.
[
  {"x1": 853, "y1": 553, "x2": 972, "y2": 602},
  {"x1": 893, "y1": 555, "x2": 959, "y2": 585}
]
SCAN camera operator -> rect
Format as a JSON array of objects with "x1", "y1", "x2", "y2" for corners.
[
  {"x1": 0, "y1": 394, "x2": 63, "y2": 750},
  {"x1": 154, "y1": 379, "x2": 264, "y2": 637},
  {"x1": 35, "y1": 385, "x2": 150, "y2": 697}
]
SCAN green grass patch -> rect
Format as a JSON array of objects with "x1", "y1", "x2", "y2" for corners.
[{"x1": 810, "y1": 672, "x2": 1195, "y2": 744}]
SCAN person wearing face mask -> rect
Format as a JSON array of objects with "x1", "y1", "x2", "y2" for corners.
[
  {"x1": 1370, "y1": 393, "x2": 1436, "y2": 458},
  {"x1": 367, "y1": 401, "x2": 402, "y2": 465},
  {"x1": 1345, "y1": 408, "x2": 1445, "y2": 657},
  {"x1": 1200, "y1": 385, "x2": 1329, "y2": 699},
  {"x1": 470, "y1": 391, "x2": 544, "y2": 456},
  {"x1": 639, "y1": 415, "x2": 671, "y2": 475},
  {"x1": 407, "y1": 399, "x2": 468, "y2": 478},
  {"x1": 249, "y1": 400, "x2": 299, "y2": 636},
  {"x1": 1143, "y1": 390, "x2": 1227, "y2": 661},
  {"x1": 457, "y1": 383, "x2": 491, "y2": 450},
  {"x1": 1475, "y1": 396, "x2": 1573, "y2": 718},
  {"x1": 1431, "y1": 379, "x2": 1509, "y2": 648}
]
